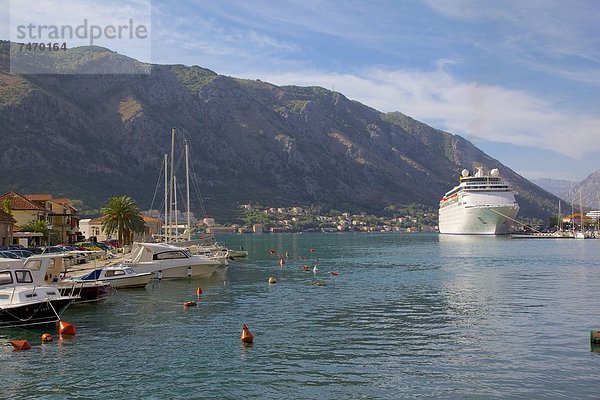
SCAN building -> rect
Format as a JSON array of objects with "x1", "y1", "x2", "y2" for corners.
[
  {"x1": 136, "y1": 216, "x2": 163, "y2": 242},
  {"x1": 253, "y1": 224, "x2": 263, "y2": 234},
  {"x1": 0, "y1": 210, "x2": 15, "y2": 247},
  {"x1": 80, "y1": 215, "x2": 163, "y2": 243},
  {"x1": 0, "y1": 191, "x2": 47, "y2": 227},
  {"x1": 21, "y1": 194, "x2": 80, "y2": 243},
  {"x1": 206, "y1": 226, "x2": 238, "y2": 234}
]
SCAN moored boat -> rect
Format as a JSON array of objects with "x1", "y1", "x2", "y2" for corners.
[
  {"x1": 118, "y1": 242, "x2": 220, "y2": 279},
  {"x1": 439, "y1": 168, "x2": 519, "y2": 235},
  {"x1": 0, "y1": 268, "x2": 78, "y2": 328},
  {"x1": 76, "y1": 265, "x2": 153, "y2": 289}
]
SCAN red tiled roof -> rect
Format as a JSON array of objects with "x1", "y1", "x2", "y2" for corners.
[
  {"x1": 0, "y1": 191, "x2": 45, "y2": 211},
  {"x1": 89, "y1": 215, "x2": 107, "y2": 224},
  {"x1": 143, "y1": 216, "x2": 162, "y2": 223},
  {"x1": 24, "y1": 194, "x2": 53, "y2": 201}
]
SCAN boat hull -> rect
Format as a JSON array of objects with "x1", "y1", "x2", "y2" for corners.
[
  {"x1": 439, "y1": 204, "x2": 519, "y2": 235},
  {"x1": 0, "y1": 298, "x2": 75, "y2": 328},
  {"x1": 130, "y1": 262, "x2": 220, "y2": 280},
  {"x1": 58, "y1": 281, "x2": 112, "y2": 303},
  {"x1": 104, "y1": 273, "x2": 153, "y2": 289}
]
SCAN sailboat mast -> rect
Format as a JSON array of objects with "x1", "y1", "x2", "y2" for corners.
[
  {"x1": 558, "y1": 199, "x2": 562, "y2": 231},
  {"x1": 174, "y1": 175, "x2": 178, "y2": 241},
  {"x1": 185, "y1": 140, "x2": 191, "y2": 241},
  {"x1": 164, "y1": 153, "x2": 168, "y2": 243},
  {"x1": 169, "y1": 128, "x2": 175, "y2": 243}
]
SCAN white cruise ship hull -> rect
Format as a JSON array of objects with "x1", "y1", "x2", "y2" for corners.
[{"x1": 439, "y1": 204, "x2": 519, "y2": 235}]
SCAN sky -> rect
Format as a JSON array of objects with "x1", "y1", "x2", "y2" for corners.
[{"x1": 2, "y1": 0, "x2": 599, "y2": 182}]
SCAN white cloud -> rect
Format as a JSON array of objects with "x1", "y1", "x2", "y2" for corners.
[{"x1": 257, "y1": 65, "x2": 600, "y2": 159}]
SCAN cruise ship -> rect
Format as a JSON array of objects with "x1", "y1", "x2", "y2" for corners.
[{"x1": 438, "y1": 168, "x2": 519, "y2": 235}]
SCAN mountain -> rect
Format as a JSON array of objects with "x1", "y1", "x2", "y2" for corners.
[
  {"x1": 530, "y1": 178, "x2": 574, "y2": 201},
  {"x1": 0, "y1": 41, "x2": 561, "y2": 220},
  {"x1": 571, "y1": 171, "x2": 600, "y2": 209},
  {"x1": 532, "y1": 173, "x2": 600, "y2": 210}
]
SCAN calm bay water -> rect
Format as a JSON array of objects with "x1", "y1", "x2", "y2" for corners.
[{"x1": 2, "y1": 233, "x2": 600, "y2": 399}]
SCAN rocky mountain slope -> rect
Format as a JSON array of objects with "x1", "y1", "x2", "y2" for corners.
[{"x1": 0, "y1": 42, "x2": 561, "y2": 220}]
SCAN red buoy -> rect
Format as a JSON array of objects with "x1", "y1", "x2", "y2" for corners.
[
  {"x1": 241, "y1": 323, "x2": 254, "y2": 343},
  {"x1": 41, "y1": 333, "x2": 53, "y2": 343},
  {"x1": 269, "y1": 249, "x2": 276, "y2": 255},
  {"x1": 196, "y1": 287, "x2": 203, "y2": 296},
  {"x1": 58, "y1": 320, "x2": 76, "y2": 336},
  {"x1": 9, "y1": 340, "x2": 31, "y2": 351},
  {"x1": 302, "y1": 265, "x2": 310, "y2": 271}
]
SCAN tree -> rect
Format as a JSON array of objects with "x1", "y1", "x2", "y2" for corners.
[
  {"x1": 101, "y1": 196, "x2": 146, "y2": 246},
  {"x1": 2, "y1": 199, "x2": 12, "y2": 216},
  {"x1": 20, "y1": 219, "x2": 55, "y2": 246}
]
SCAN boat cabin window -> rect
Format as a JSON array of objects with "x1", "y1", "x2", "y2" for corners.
[
  {"x1": 153, "y1": 251, "x2": 189, "y2": 260},
  {"x1": 125, "y1": 268, "x2": 135, "y2": 274},
  {"x1": 15, "y1": 270, "x2": 33, "y2": 283},
  {"x1": 25, "y1": 259, "x2": 42, "y2": 271},
  {"x1": 0, "y1": 271, "x2": 13, "y2": 285},
  {"x1": 0, "y1": 294, "x2": 9, "y2": 299},
  {"x1": 105, "y1": 270, "x2": 125, "y2": 277},
  {"x1": 46, "y1": 291, "x2": 57, "y2": 296}
]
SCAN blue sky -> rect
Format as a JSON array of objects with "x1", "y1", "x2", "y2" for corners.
[{"x1": 3, "y1": 0, "x2": 599, "y2": 181}]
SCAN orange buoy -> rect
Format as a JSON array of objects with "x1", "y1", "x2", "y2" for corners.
[
  {"x1": 58, "y1": 320, "x2": 76, "y2": 336},
  {"x1": 183, "y1": 301, "x2": 197, "y2": 308},
  {"x1": 9, "y1": 340, "x2": 31, "y2": 351},
  {"x1": 41, "y1": 333, "x2": 53, "y2": 343},
  {"x1": 302, "y1": 265, "x2": 310, "y2": 271},
  {"x1": 330, "y1": 272, "x2": 339, "y2": 276},
  {"x1": 196, "y1": 287, "x2": 203, "y2": 296},
  {"x1": 241, "y1": 323, "x2": 254, "y2": 343},
  {"x1": 269, "y1": 249, "x2": 276, "y2": 255}
]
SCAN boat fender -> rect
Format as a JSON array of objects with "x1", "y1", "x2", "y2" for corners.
[
  {"x1": 58, "y1": 320, "x2": 76, "y2": 336},
  {"x1": 41, "y1": 333, "x2": 53, "y2": 343},
  {"x1": 9, "y1": 340, "x2": 31, "y2": 351},
  {"x1": 241, "y1": 323, "x2": 254, "y2": 343}
]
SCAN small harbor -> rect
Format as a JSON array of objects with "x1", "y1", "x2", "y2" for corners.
[{"x1": 2, "y1": 233, "x2": 600, "y2": 398}]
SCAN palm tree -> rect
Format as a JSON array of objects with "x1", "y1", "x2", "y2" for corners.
[
  {"x1": 101, "y1": 196, "x2": 146, "y2": 246},
  {"x1": 20, "y1": 219, "x2": 52, "y2": 246}
]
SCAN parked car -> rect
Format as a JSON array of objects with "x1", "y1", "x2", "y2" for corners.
[
  {"x1": 0, "y1": 250, "x2": 21, "y2": 259},
  {"x1": 5, "y1": 249, "x2": 34, "y2": 258}
]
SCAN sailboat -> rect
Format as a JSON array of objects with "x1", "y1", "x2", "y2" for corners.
[{"x1": 151, "y1": 128, "x2": 231, "y2": 266}]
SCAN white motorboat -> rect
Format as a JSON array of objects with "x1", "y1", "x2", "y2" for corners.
[
  {"x1": 119, "y1": 242, "x2": 221, "y2": 279},
  {"x1": 0, "y1": 267, "x2": 78, "y2": 328},
  {"x1": 76, "y1": 265, "x2": 153, "y2": 289}
]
